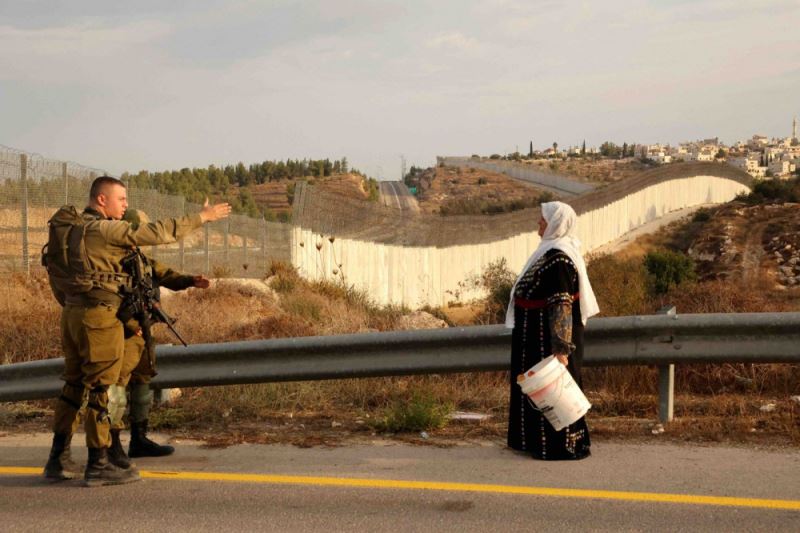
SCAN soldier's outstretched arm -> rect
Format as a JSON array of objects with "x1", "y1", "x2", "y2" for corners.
[
  {"x1": 150, "y1": 257, "x2": 195, "y2": 291},
  {"x1": 101, "y1": 200, "x2": 231, "y2": 248}
]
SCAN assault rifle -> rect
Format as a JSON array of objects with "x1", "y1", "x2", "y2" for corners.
[{"x1": 118, "y1": 250, "x2": 188, "y2": 347}]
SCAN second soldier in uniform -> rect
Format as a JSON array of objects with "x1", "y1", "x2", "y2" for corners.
[{"x1": 107, "y1": 208, "x2": 211, "y2": 467}]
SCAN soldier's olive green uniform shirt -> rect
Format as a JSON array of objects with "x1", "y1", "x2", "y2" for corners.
[{"x1": 74, "y1": 207, "x2": 203, "y2": 307}]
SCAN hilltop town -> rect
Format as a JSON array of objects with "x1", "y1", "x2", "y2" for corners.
[{"x1": 463, "y1": 117, "x2": 799, "y2": 182}]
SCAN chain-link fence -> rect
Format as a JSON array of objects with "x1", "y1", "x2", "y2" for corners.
[{"x1": 0, "y1": 146, "x2": 291, "y2": 277}]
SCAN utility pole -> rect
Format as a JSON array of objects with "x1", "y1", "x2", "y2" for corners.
[{"x1": 400, "y1": 155, "x2": 407, "y2": 182}]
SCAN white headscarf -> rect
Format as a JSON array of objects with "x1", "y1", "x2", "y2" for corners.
[{"x1": 504, "y1": 201, "x2": 600, "y2": 328}]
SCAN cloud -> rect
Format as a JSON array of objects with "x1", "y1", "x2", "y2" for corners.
[
  {"x1": 425, "y1": 32, "x2": 481, "y2": 52},
  {"x1": 0, "y1": 20, "x2": 173, "y2": 85}
]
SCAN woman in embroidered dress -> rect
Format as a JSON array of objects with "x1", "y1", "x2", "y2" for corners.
[{"x1": 505, "y1": 201, "x2": 599, "y2": 460}]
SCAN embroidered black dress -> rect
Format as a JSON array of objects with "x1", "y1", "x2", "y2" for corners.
[{"x1": 507, "y1": 248, "x2": 591, "y2": 460}]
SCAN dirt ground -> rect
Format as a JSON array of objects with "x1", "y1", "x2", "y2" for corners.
[
  {"x1": 509, "y1": 157, "x2": 654, "y2": 184},
  {"x1": 408, "y1": 165, "x2": 555, "y2": 215},
  {"x1": 2, "y1": 397, "x2": 797, "y2": 451}
]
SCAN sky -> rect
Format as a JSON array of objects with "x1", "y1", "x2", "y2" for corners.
[{"x1": 1, "y1": 0, "x2": 798, "y2": 180}]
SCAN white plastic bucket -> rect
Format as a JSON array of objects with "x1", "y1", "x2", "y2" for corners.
[{"x1": 517, "y1": 355, "x2": 591, "y2": 431}]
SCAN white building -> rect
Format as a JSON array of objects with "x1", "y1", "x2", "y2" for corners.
[
  {"x1": 747, "y1": 135, "x2": 770, "y2": 150},
  {"x1": 650, "y1": 151, "x2": 672, "y2": 164},
  {"x1": 769, "y1": 159, "x2": 796, "y2": 178},
  {"x1": 695, "y1": 150, "x2": 716, "y2": 162},
  {"x1": 729, "y1": 156, "x2": 767, "y2": 178}
]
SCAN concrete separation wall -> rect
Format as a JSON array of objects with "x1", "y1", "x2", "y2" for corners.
[{"x1": 291, "y1": 163, "x2": 752, "y2": 307}]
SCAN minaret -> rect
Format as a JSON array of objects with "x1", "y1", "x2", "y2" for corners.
[{"x1": 794, "y1": 116, "x2": 797, "y2": 140}]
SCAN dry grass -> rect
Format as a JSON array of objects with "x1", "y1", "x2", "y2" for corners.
[
  {"x1": 0, "y1": 273, "x2": 62, "y2": 364},
  {"x1": 1, "y1": 251, "x2": 798, "y2": 446}
]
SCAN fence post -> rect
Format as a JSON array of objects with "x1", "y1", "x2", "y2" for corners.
[
  {"x1": 179, "y1": 197, "x2": 185, "y2": 272},
  {"x1": 261, "y1": 218, "x2": 268, "y2": 270},
  {"x1": 658, "y1": 305, "x2": 676, "y2": 424},
  {"x1": 224, "y1": 218, "x2": 230, "y2": 270},
  {"x1": 204, "y1": 224, "x2": 210, "y2": 275},
  {"x1": 243, "y1": 222, "x2": 248, "y2": 268},
  {"x1": 20, "y1": 154, "x2": 30, "y2": 275},
  {"x1": 62, "y1": 162, "x2": 68, "y2": 205}
]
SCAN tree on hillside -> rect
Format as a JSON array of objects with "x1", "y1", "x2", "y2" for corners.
[
  {"x1": 123, "y1": 156, "x2": 361, "y2": 216},
  {"x1": 581, "y1": 140, "x2": 586, "y2": 156},
  {"x1": 552, "y1": 142, "x2": 558, "y2": 155},
  {"x1": 600, "y1": 141, "x2": 621, "y2": 158},
  {"x1": 622, "y1": 142, "x2": 628, "y2": 158},
  {"x1": 529, "y1": 141, "x2": 534, "y2": 158}
]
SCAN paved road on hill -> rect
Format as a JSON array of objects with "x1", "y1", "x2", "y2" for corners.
[
  {"x1": 1, "y1": 434, "x2": 798, "y2": 532},
  {"x1": 379, "y1": 181, "x2": 420, "y2": 213}
]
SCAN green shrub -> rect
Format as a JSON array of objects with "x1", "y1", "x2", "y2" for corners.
[
  {"x1": 644, "y1": 249, "x2": 696, "y2": 295},
  {"x1": 457, "y1": 258, "x2": 515, "y2": 323},
  {"x1": 739, "y1": 177, "x2": 800, "y2": 204},
  {"x1": 692, "y1": 208, "x2": 711, "y2": 222},
  {"x1": 373, "y1": 392, "x2": 452, "y2": 432}
]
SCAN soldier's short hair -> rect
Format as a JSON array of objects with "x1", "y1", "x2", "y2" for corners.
[{"x1": 89, "y1": 176, "x2": 126, "y2": 201}]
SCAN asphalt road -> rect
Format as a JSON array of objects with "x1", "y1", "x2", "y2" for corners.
[
  {"x1": 1, "y1": 433, "x2": 798, "y2": 532},
  {"x1": 379, "y1": 181, "x2": 420, "y2": 213}
]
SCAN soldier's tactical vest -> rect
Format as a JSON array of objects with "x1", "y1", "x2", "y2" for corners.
[{"x1": 41, "y1": 205, "x2": 126, "y2": 306}]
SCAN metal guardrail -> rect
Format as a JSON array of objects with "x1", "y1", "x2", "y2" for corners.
[{"x1": 2, "y1": 312, "x2": 799, "y2": 421}]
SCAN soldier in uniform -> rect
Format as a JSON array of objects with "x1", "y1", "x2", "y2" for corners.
[
  {"x1": 106, "y1": 208, "x2": 208, "y2": 468},
  {"x1": 42, "y1": 176, "x2": 230, "y2": 486}
]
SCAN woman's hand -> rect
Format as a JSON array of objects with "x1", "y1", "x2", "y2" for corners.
[{"x1": 555, "y1": 354, "x2": 569, "y2": 366}]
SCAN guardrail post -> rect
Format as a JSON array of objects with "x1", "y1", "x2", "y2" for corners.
[{"x1": 658, "y1": 305, "x2": 676, "y2": 424}]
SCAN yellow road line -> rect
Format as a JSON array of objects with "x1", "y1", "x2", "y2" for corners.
[{"x1": 2, "y1": 466, "x2": 798, "y2": 511}]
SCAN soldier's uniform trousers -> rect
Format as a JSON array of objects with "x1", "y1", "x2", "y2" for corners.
[
  {"x1": 109, "y1": 334, "x2": 157, "y2": 430},
  {"x1": 52, "y1": 303, "x2": 124, "y2": 449}
]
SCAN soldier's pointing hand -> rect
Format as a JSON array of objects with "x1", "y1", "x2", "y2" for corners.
[
  {"x1": 200, "y1": 198, "x2": 232, "y2": 223},
  {"x1": 192, "y1": 275, "x2": 211, "y2": 289}
]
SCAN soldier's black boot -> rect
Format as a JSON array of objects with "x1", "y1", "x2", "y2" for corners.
[
  {"x1": 84, "y1": 447, "x2": 140, "y2": 487},
  {"x1": 43, "y1": 433, "x2": 80, "y2": 481},
  {"x1": 108, "y1": 429, "x2": 134, "y2": 469},
  {"x1": 129, "y1": 420, "x2": 174, "y2": 457}
]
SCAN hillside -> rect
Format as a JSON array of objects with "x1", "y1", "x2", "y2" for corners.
[
  {"x1": 235, "y1": 173, "x2": 374, "y2": 220},
  {"x1": 405, "y1": 165, "x2": 558, "y2": 215},
  {"x1": 608, "y1": 198, "x2": 800, "y2": 306}
]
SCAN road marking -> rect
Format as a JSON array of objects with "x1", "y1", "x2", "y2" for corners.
[{"x1": 2, "y1": 466, "x2": 798, "y2": 511}]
